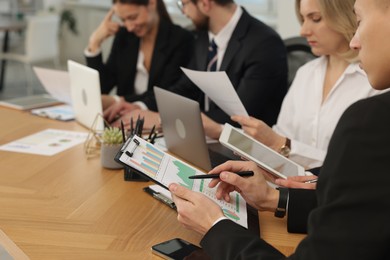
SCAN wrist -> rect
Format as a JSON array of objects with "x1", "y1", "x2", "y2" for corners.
[{"x1": 259, "y1": 187, "x2": 279, "y2": 212}]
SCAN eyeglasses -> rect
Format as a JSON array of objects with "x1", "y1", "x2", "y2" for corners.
[{"x1": 177, "y1": 0, "x2": 191, "y2": 11}]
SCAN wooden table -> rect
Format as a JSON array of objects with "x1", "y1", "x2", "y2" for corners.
[
  {"x1": 0, "y1": 18, "x2": 26, "y2": 91},
  {"x1": 0, "y1": 108, "x2": 304, "y2": 259}
]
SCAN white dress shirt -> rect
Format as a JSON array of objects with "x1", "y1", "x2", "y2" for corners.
[
  {"x1": 85, "y1": 47, "x2": 149, "y2": 110},
  {"x1": 273, "y1": 56, "x2": 383, "y2": 169},
  {"x1": 208, "y1": 6, "x2": 243, "y2": 70}
]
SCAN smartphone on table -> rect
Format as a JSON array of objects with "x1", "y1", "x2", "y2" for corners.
[{"x1": 151, "y1": 238, "x2": 210, "y2": 260}]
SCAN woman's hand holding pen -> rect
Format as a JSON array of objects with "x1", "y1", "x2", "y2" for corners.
[
  {"x1": 209, "y1": 161, "x2": 279, "y2": 212},
  {"x1": 88, "y1": 8, "x2": 120, "y2": 53},
  {"x1": 275, "y1": 175, "x2": 318, "y2": 190}
]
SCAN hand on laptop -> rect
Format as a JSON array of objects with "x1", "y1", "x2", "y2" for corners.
[
  {"x1": 112, "y1": 109, "x2": 161, "y2": 131},
  {"x1": 104, "y1": 100, "x2": 141, "y2": 123},
  {"x1": 201, "y1": 113, "x2": 223, "y2": 140}
]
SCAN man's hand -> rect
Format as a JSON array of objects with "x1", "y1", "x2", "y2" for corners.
[
  {"x1": 208, "y1": 160, "x2": 279, "y2": 212},
  {"x1": 169, "y1": 183, "x2": 224, "y2": 235}
]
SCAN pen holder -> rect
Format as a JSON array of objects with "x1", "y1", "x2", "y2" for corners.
[
  {"x1": 123, "y1": 166, "x2": 149, "y2": 182},
  {"x1": 120, "y1": 133, "x2": 149, "y2": 182}
]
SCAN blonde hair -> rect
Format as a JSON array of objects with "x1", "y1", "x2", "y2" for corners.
[{"x1": 295, "y1": 0, "x2": 358, "y2": 62}]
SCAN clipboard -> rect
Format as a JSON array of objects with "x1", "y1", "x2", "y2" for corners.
[{"x1": 115, "y1": 135, "x2": 249, "y2": 228}]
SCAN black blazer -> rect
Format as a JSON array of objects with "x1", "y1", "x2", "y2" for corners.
[
  {"x1": 166, "y1": 8, "x2": 288, "y2": 126},
  {"x1": 200, "y1": 91, "x2": 390, "y2": 259},
  {"x1": 86, "y1": 19, "x2": 194, "y2": 110}
]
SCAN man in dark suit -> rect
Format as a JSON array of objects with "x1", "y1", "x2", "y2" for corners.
[
  {"x1": 109, "y1": 0, "x2": 288, "y2": 137},
  {"x1": 168, "y1": 0, "x2": 390, "y2": 258}
]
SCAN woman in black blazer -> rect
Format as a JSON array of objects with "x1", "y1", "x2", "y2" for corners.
[{"x1": 85, "y1": 0, "x2": 194, "y2": 114}]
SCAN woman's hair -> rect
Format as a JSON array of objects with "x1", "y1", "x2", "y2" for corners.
[
  {"x1": 113, "y1": 0, "x2": 172, "y2": 23},
  {"x1": 295, "y1": 0, "x2": 358, "y2": 61}
]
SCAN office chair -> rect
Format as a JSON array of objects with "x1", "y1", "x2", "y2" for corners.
[
  {"x1": 284, "y1": 36, "x2": 316, "y2": 87},
  {"x1": 0, "y1": 14, "x2": 60, "y2": 95}
]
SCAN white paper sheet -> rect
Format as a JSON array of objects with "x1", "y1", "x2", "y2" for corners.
[
  {"x1": 0, "y1": 129, "x2": 87, "y2": 156},
  {"x1": 33, "y1": 67, "x2": 72, "y2": 105},
  {"x1": 181, "y1": 68, "x2": 248, "y2": 117}
]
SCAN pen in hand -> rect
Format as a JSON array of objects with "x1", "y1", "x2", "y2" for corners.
[{"x1": 188, "y1": 171, "x2": 254, "y2": 179}]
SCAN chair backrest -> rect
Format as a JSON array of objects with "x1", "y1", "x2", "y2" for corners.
[
  {"x1": 284, "y1": 36, "x2": 316, "y2": 87},
  {"x1": 25, "y1": 14, "x2": 60, "y2": 63}
]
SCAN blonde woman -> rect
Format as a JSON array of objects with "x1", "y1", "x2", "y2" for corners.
[{"x1": 232, "y1": 0, "x2": 383, "y2": 179}]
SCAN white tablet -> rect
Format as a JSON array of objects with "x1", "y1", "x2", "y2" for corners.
[{"x1": 219, "y1": 123, "x2": 305, "y2": 179}]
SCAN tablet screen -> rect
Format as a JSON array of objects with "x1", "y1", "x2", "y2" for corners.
[{"x1": 226, "y1": 128, "x2": 301, "y2": 177}]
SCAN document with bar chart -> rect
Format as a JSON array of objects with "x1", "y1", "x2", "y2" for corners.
[{"x1": 118, "y1": 135, "x2": 247, "y2": 228}]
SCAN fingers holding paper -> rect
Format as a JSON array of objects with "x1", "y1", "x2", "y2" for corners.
[{"x1": 169, "y1": 183, "x2": 224, "y2": 235}]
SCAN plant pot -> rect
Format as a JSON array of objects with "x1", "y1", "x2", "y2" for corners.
[{"x1": 101, "y1": 144, "x2": 123, "y2": 169}]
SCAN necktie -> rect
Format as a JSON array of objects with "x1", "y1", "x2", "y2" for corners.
[
  {"x1": 207, "y1": 39, "x2": 218, "y2": 72},
  {"x1": 205, "y1": 39, "x2": 218, "y2": 111}
]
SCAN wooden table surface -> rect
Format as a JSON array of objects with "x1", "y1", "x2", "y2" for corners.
[{"x1": 0, "y1": 108, "x2": 304, "y2": 259}]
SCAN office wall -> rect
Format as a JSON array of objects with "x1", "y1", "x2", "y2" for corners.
[{"x1": 276, "y1": 0, "x2": 300, "y2": 39}]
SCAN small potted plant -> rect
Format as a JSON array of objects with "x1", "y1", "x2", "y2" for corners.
[{"x1": 100, "y1": 127, "x2": 123, "y2": 169}]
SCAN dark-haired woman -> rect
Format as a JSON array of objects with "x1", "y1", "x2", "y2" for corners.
[{"x1": 85, "y1": 0, "x2": 194, "y2": 114}]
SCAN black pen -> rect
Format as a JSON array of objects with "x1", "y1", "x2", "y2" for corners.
[
  {"x1": 150, "y1": 131, "x2": 158, "y2": 144},
  {"x1": 148, "y1": 125, "x2": 156, "y2": 141},
  {"x1": 188, "y1": 171, "x2": 254, "y2": 179},
  {"x1": 130, "y1": 117, "x2": 134, "y2": 135},
  {"x1": 120, "y1": 120, "x2": 126, "y2": 142}
]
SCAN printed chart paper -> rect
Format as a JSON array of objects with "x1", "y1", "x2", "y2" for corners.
[
  {"x1": 119, "y1": 135, "x2": 248, "y2": 228},
  {"x1": 0, "y1": 129, "x2": 87, "y2": 156}
]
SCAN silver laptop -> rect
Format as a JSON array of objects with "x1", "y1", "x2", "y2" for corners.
[
  {"x1": 68, "y1": 60, "x2": 104, "y2": 131},
  {"x1": 154, "y1": 86, "x2": 234, "y2": 171}
]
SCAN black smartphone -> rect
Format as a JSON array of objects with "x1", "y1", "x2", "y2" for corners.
[{"x1": 151, "y1": 238, "x2": 210, "y2": 260}]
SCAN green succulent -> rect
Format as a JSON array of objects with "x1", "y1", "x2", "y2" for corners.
[{"x1": 101, "y1": 127, "x2": 123, "y2": 145}]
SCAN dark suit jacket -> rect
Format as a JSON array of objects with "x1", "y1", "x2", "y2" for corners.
[
  {"x1": 165, "y1": 8, "x2": 288, "y2": 126},
  {"x1": 200, "y1": 91, "x2": 390, "y2": 259},
  {"x1": 86, "y1": 19, "x2": 193, "y2": 110}
]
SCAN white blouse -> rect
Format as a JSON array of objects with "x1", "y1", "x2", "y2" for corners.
[{"x1": 273, "y1": 56, "x2": 382, "y2": 169}]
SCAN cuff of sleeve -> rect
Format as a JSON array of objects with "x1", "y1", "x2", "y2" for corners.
[
  {"x1": 84, "y1": 47, "x2": 102, "y2": 57},
  {"x1": 211, "y1": 216, "x2": 229, "y2": 227},
  {"x1": 112, "y1": 95, "x2": 121, "y2": 103},
  {"x1": 133, "y1": 101, "x2": 148, "y2": 110}
]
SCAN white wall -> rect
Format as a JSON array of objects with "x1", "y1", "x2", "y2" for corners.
[{"x1": 276, "y1": 0, "x2": 300, "y2": 39}]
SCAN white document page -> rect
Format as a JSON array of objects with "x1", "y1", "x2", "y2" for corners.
[
  {"x1": 119, "y1": 135, "x2": 248, "y2": 228},
  {"x1": 181, "y1": 68, "x2": 248, "y2": 117},
  {"x1": 0, "y1": 129, "x2": 87, "y2": 156},
  {"x1": 33, "y1": 67, "x2": 72, "y2": 105}
]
